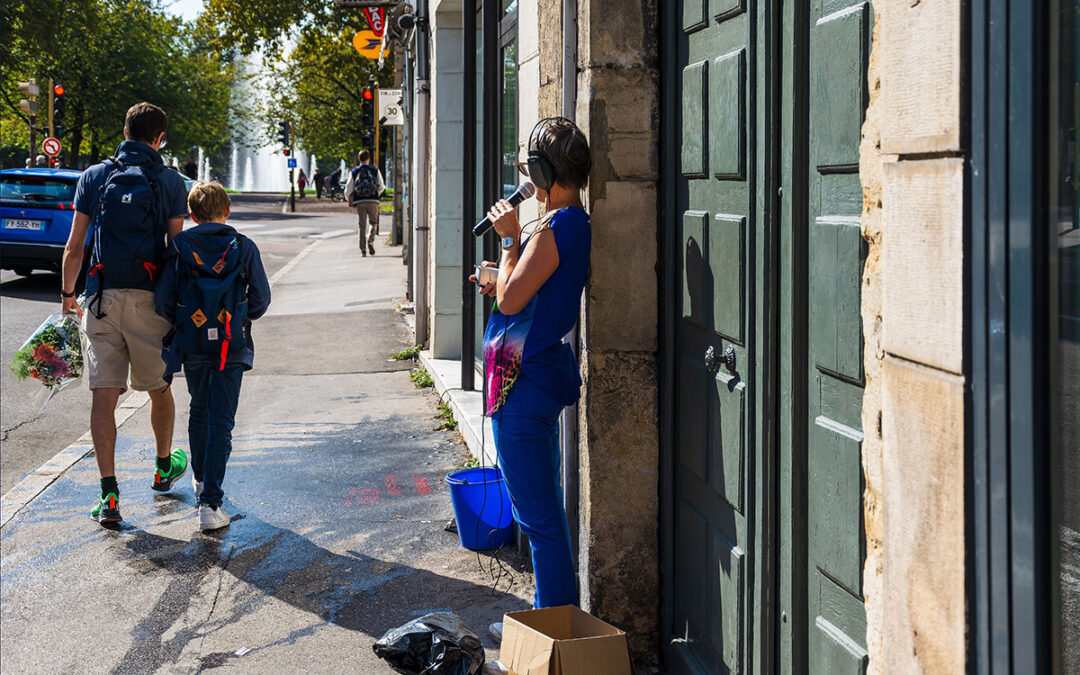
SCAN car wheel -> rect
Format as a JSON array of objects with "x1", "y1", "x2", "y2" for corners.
[{"x1": 13, "y1": 267, "x2": 33, "y2": 277}]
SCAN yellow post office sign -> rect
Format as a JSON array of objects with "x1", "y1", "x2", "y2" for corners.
[{"x1": 352, "y1": 30, "x2": 383, "y2": 59}]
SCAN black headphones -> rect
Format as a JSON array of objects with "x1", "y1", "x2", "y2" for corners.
[{"x1": 527, "y1": 117, "x2": 570, "y2": 191}]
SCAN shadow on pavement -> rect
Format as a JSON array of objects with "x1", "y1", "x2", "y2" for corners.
[
  {"x1": 1, "y1": 272, "x2": 62, "y2": 302},
  {"x1": 107, "y1": 508, "x2": 528, "y2": 674}
]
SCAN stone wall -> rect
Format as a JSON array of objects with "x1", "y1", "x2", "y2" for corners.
[
  {"x1": 860, "y1": 1, "x2": 966, "y2": 673},
  {"x1": 574, "y1": 0, "x2": 661, "y2": 663},
  {"x1": 429, "y1": 1, "x2": 464, "y2": 359}
]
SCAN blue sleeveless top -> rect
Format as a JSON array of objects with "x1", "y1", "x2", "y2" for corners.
[{"x1": 483, "y1": 206, "x2": 591, "y2": 416}]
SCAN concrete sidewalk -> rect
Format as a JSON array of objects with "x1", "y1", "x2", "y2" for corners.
[{"x1": 0, "y1": 224, "x2": 532, "y2": 673}]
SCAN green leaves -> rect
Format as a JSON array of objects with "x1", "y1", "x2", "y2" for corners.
[{"x1": 1, "y1": 0, "x2": 238, "y2": 165}]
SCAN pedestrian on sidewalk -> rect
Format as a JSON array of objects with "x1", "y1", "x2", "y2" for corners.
[
  {"x1": 154, "y1": 181, "x2": 271, "y2": 531},
  {"x1": 313, "y1": 167, "x2": 325, "y2": 199},
  {"x1": 471, "y1": 117, "x2": 592, "y2": 613},
  {"x1": 297, "y1": 168, "x2": 307, "y2": 198},
  {"x1": 61, "y1": 102, "x2": 191, "y2": 525},
  {"x1": 344, "y1": 149, "x2": 384, "y2": 256}
]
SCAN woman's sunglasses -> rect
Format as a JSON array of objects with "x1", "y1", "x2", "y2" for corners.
[{"x1": 515, "y1": 161, "x2": 529, "y2": 177}]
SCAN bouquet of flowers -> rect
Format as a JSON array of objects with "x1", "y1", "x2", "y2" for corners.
[{"x1": 10, "y1": 313, "x2": 83, "y2": 391}]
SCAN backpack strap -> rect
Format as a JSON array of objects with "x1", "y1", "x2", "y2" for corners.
[{"x1": 88, "y1": 158, "x2": 126, "y2": 319}]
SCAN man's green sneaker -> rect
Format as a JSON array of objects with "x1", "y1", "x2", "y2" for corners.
[
  {"x1": 92, "y1": 492, "x2": 121, "y2": 524},
  {"x1": 151, "y1": 449, "x2": 188, "y2": 492}
]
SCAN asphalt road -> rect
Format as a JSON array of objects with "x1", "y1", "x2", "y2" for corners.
[{"x1": 0, "y1": 194, "x2": 361, "y2": 494}]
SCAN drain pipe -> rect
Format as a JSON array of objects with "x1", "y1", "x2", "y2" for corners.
[
  {"x1": 413, "y1": 0, "x2": 431, "y2": 348},
  {"x1": 559, "y1": 0, "x2": 581, "y2": 570}
]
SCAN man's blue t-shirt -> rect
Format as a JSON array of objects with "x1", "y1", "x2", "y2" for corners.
[
  {"x1": 483, "y1": 206, "x2": 591, "y2": 415},
  {"x1": 74, "y1": 140, "x2": 189, "y2": 291}
]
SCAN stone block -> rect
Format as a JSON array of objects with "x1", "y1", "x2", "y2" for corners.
[
  {"x1": 878, "y1": 0, "x2": 962, "y2": 154},
  {"x1": 881, "y1": 158, "x2": 963, "y2": 374},
  {"x1": 880, "y1": 356, "x2": 965, "y2": 675},
  {"x1": 431, "y1": 215, "x2": 462, "y2": 265},
  {"x1": 430, "y1": 311, "x2": 463, "y2": 360},
  {"x1": 519, "y1": 0, "x2": 539, "y2": 60},
  {"x1": 433, "y1": 74, "x2": 464, "y2": 123},
  {"x1": 579, "y1": 0, "x2": 657, "y2": 73},
  {"x1": 585, "y1": 181, "x2": 658, "y2": 353},
  {"x1": 579, "y1": 349, "x2": 660, "y2": 660},
  {"x1": 431, "y1": 167, "x2": 463, "y2": 218}
]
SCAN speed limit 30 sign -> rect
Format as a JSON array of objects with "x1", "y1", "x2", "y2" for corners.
[
  {"x1": 378, "y1": 88, "x2": 403, "y2": 126},
  {"x1": 42, "y1": 137, "x2": 61, "y2": 157}
]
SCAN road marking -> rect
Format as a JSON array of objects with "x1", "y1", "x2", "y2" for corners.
[
  {"x1": 413, "y1": 474, "x2": 432, "y2": 495},
  {"x1": 385, "y1": 474, "x2": 402, "y2": 497},
  {"x1": 0, "y1": 391, "x2": 150, "y2": 528},
  {"x1": 308, "y1": 229, "x2": 354, "y2": 240},
  {"x1": 257, "y1": 227, "x2": 309, "y2": 237},
  {"x1": 269, "y1": 239, "x2": 321, "y2": 288}
]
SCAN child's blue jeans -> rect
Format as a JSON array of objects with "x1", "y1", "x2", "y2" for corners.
[
  {"x1": 184, "y1": 363, "x2": 243, "y2": 508},
  {"x1": 492, "y1": 375, "x2": 578, "y2": 608}
]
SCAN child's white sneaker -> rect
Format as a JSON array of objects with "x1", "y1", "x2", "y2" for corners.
[
  {"x1": 199, "y1": 504, "x2": 229, "y2": 531},
  {"x1": 193, "y1": 475, "x2": 204, "y2": 501}
]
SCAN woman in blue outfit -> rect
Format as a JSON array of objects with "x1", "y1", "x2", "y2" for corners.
[{"x1": 470, "y1": 117, "x2": 591, "y2": 610}]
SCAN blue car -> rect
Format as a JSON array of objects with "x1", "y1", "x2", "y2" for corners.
[{"x1": 0, "y1": 168, "x2": 86, "y2": 276}]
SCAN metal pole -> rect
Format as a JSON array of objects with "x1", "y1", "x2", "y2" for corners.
[
  {"x1": 414, "y1": 0, "x2": 431, "y2": 348},
  {"x1": 289, "y1": 121, "x2": 296, "y2": 213},
  {"x1": 375, "y1": 89, "x2": 381, "y2": 168},
  {"x1": 48, "y1": 78, "x2": 55, "y2": 139},
  {"x1": 461, "y1": 1, "x2": 477, "y2": 391},
  {"x1": 560, "y1": 0, "x2": 581, "y2": 570}
]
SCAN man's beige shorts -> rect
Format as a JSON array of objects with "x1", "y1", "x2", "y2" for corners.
[{"x1": 81, "y1": 288, "x2": 171, "y2": 392}]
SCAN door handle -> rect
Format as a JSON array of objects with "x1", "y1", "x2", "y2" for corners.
[{"x1": 704, "y1": 345, "x2": 737, "y2": 375}]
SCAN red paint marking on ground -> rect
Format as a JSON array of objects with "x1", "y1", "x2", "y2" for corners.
[
  {"x1": 357, "y1": 488, "x2": 383, "y2": 505},
  {"x1": 345, "y1": 486, "x2": 358, "y2": 506},
  {"x1": 413, "y1": 474, "x2": 432, "y2": 495},
  {"x1": 385, "y1": 475, "x2": 402, "y2": 497}
]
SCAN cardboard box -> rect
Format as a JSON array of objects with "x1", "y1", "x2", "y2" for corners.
[{"x1": 501, "y1": 605, "x2": 632, "y2": 675}]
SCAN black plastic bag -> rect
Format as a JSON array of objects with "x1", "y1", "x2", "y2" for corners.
[{"x1": 373, "y1": 612, "x2": 485, "y2": 675}]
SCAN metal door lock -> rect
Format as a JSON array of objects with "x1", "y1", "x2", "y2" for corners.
[{"x1": 704, "y1": 345, "x2": 737, "y2": 375}]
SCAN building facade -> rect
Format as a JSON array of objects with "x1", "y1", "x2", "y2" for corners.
[{"x1": 401, "y1": 0, "x2": 1077, "y2": 671}]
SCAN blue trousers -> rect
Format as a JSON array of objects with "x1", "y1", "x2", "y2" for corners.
[
  {"x1": 492, "y1": 376, "x2": 578, "y2": 608},
  {"x1": 185, "y1": 363, "x2": 243, "y2": 508}
]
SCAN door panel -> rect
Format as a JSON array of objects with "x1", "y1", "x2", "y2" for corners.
[
  {"x1": 664, "y1": 0, "x2": 869, "y2": 671},
  {"x1": 804, "y1": 0, "x2": 870, "y2": 671},
  {"x1": 670, "y1": 0, "x2": 756, "y2": 673}
]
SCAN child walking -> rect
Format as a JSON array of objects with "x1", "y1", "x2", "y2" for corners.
[{"x1": 155, "y1": 182, "x2": 271, "y2": 530}]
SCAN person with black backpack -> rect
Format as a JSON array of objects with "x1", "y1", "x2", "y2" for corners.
[
  {"x1": 343, "y1": 149, "x2": 385, "y2": 256},
  {"x1": 154, "y1": 181, "x2": 270, "y2": 531},
  {"x1": 61, "y1": 102, "x2": 191, "y2": 525}
]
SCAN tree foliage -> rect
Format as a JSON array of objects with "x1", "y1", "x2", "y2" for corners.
[
  {"x1": 0, "y1": 0, "x2": 239, "y2": 168},
  {"x1": 260, "y1": 24, "x2": 394, "y2": 165}
]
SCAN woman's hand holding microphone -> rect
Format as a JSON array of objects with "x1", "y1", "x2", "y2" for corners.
[{"x1": 469, "y1": 199, "x2": 521, "y2": 297}]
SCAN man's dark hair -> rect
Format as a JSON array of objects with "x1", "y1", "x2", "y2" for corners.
[
  {"x1": 124, "y1": 103, "x2": 168, "y2": 144},
  {"x1": 536, "y1": 119, "x2": 591, "y2": 189},
  {"x1": 358, "y1": 149, "x2": 371, "y2": 162}
]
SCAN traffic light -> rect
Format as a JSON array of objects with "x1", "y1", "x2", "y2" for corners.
[
  {"x1": 53, "y1": 84, "x2": 65, "y2": 123},
  {"x1": 276, "y1": 120, "x2": 290, "y2": 147},
  {"x1": 361, "y1": 87, "x2": 374, "y2": 127},
  {"x1": 362, "y1": 131, "x2": 374, "y2": 150}
]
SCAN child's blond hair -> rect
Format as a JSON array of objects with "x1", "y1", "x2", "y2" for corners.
[{"x1": 187, "y1": 181, "x2": 230, "y2": 223}]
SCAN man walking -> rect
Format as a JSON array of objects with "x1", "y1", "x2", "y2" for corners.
[
  {"x1": 61, "y1": 102, "x2": 190, "y2": 524},
  {"x1": 344, "y1": 149, "x2": 384, "y2": 256}
]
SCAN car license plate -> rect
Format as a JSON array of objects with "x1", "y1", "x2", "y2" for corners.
[{"x1": 2, "y1": 218, "x2": 47, "y2": 231}]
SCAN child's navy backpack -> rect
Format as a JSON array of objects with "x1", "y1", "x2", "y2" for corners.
[
  {"x1": 87, "y1": 158, "x2": 167, "y2": 318},
  {"x1": 173, "y1": 230, "x2": 249, "y2": 370}
]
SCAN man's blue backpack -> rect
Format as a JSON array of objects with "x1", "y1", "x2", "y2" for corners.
[
  {"x1": 87, "y1": 157, "x2": 167, "y2": 318},
  {"x1": 172, "y1": 230, "x2": 249, "y2": 370}
]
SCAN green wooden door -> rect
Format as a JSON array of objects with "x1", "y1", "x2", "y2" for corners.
[
  {"x1": 667, "y1": 0, "x2": 762, "y2": 672},
  {"x1": 664, "y1": 0, "x2": 870, "y2": 672},
  {"x1": 777, "y1": 0, "x2": 871, "y2": 671}
]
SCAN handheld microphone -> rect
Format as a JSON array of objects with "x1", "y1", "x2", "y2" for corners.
[{"x1": 472, "y1": 180, "x2": 536, "y2": 237}]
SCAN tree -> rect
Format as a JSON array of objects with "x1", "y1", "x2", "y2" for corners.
[
  {"x1": 261, "y1": 25, "x2": 394, "y2": 164},
  {"x1": 0, "y1": 0, "x2": 239, "y2": 167}
]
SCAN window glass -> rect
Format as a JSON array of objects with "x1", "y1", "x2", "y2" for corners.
[
  {"x1": 1049, "y1": 1, "x2": 1080, "y2": 670},
  {"x1": 502, "y1": 0, "x2": 517, "y2": 16},
  {"x1": 501, "y1": 40, "x2": 518, "y2": 200},
  {"x1": 475, "y1": 5, "x2": 486, "y2": 369},
  {"x1": 1, "y1": 175, "x2": 77, "y2": 203}
]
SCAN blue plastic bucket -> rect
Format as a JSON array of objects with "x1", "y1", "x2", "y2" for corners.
[{"x1": 445, "y1": 467, "x2": 516, "y2": 550}]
